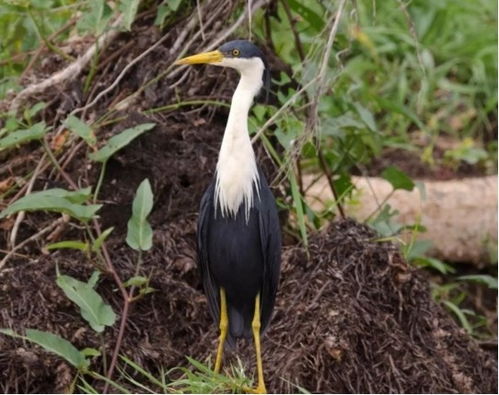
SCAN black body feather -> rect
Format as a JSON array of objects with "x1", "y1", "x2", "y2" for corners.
[{"x1": 197, "y1": 168, "x2": 281, "y2": 345}]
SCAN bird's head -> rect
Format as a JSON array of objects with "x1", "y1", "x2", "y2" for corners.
[{"x1": 176, "y1": 40, "x2": 270, "y2": 101}]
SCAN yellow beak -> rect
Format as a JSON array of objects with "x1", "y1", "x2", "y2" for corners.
[{"x1": 175, "y1": 50, "x2": 224, "y2": 65}]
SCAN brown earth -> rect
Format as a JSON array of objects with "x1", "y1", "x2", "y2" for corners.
[{"x1": 0, "y1": 2, "x2": 497, "y2": 393}]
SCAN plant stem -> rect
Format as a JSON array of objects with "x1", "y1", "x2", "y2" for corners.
[
  {"x1": 84, "y1": 41, "x2": 100, "y2": 94},
  {"x1": 42, "y1": 138, "x2": 78, "y2": 189},
  {"x1": 93, "y1": 161, "x2": 107, "y2": 204},
  {"x1": 93, "y1": 217, "x2": 129, "y2": 393},
  {"x1": 128, "y1": 249, "x2": 143, "y2": 302},
  {"x1": 100, "y1": 333, "x2": 108, "y2": 374},
  {"x1": 318, "y1": 148, "x2": 346, "y2": 219}
]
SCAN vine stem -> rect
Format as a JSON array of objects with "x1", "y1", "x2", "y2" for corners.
[{"x1": 95, "y1": 216, "x2": 130, "y2": 393}]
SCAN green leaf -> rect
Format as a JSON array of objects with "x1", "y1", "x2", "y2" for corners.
[
  {"x1": 369, "y1": 204, "x2": 402, "y2": 237},
  {"x1": 412, "y1": 256, "x2": 455, "y2": 275},
  {"x1": 404, "y1": 239, "x2": 432, "y2": 260},
  {"x1": 140, "y1": 286, "x2": 156, "y2": 295},
  {"x1": 154, "y1": 1, "x2": 172, "y2": 26},
  {"x1": 87, "y1": 271, "x2": 100, "y2": 289},
  {"x1": 35, "y1": 187, "x2": 94, "y2": 204},
  {"x1": 252, "y1": 105, "x2": 267, "y2": 122},
  {"x1": 381, "y1": 166, "x2": 415, "y2": 191},
  {"x1": 0, "y1": 328, "x2": 89, "y2": 370},
  {"x1": 64, "y1": 115, "x2": 96, "y2": 146},
  {"x1": 81, "y1": 347, "x2": 101, "y2": 357},
  {"x1": 169, "y1": 0, "x2": 183, "y2": 11},
  {"x1": 0, "y1": 328, "x2": 16, "y2": 337},
  {"x1": 119, "y1": 0, "x2": 141, "y2": 31},
  {"x1": 89, "y1": 123, "x2": 155, "y2": 163},
  {"x1": 287, "y1": 0, "x2": 325, "y2": 32},
  {"x1": 443, "y1": 300, "x2": 473, "y2": 334},
  {"x1": 0, "y1": 188, "x2": 101, "y2": 222},
  {"x1": 333, "y1": 173, "x2": 354, "y2": 200},
  {"x1": 123, "y1": 276, "x2": 148, "y2": 287},
  {"x1": 46, "y1": 240, "x2": 89, "y2": 252},
  {"x1": 24, "y1": 102, "x2": 47, "y2": 122},
  {"x1": 4, "y1": 117, "x2": 21, "y2": 132},
  {"x1": 458, "y1": 274, "x2": 498, "y2": 289},
  {"x1": 91, "y1": 227, "x2": 114, "y2": 252},
  {"x1": 56, "y1": 273, "x2": 116, "y2": 333},
  {"x1": 8, "y1": 187, "x2": 91, "y2": 204},
  {"x1": 154, "y1": 0, "x2": 184, "y2": 26},
  {"x1": 27, "y1": 329, "x2": 89, "y2": 370},
  {"x1": 0, "y1": 122, "x2": 47, "y2": 152},
  {"x1": 77, "y1": 0, "x2": 113, "y2": 35},
  {"x1": 126, "y1": 179, "x2": 154, "y2": 251},
  {"x1": 353, "y1": 102, "x2": 377, "y2": 132}
]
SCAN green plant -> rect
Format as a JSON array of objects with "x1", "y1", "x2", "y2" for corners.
[
  {"x1": 0, "y1": 171, "x2": 159, "y2": 391},
  {"x1": 431, "y1": 278, "x2": 495, "y2": 338},
  {"x1": 0, "y1": 113, "x2": 159, "y2": 389}
]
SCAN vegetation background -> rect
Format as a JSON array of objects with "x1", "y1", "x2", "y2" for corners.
[{"x1": 0, "y1": 0, "x2": 497, "y2": 392}]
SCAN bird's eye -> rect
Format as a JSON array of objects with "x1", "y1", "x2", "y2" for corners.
[{"x1": 232, "y1": 49, "x2": 240, "y2": 57}]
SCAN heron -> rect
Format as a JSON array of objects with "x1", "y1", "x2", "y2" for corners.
[{"x1": 176, "y1": 40, "x2": 281, "y2": 393}]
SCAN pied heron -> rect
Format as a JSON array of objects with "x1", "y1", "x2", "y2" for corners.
[{"x1": 176, "y1": 40, "x2": 281, "y2": 393}]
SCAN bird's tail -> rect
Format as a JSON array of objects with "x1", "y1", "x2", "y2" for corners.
[{"x1": 226, "y1": 305, "x2": 252, "y2": 348}]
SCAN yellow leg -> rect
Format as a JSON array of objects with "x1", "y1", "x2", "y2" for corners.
[
  {"x1": 250, "y1": 293, "x2": 267, "y2": 394},
  {"x1": 214, "y1": 288, "x2": 228, "y2": 374}
]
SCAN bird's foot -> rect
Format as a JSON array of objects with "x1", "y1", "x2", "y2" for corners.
[{"x1": 242, "y1": 384, "x2": 267, "y2": 394}]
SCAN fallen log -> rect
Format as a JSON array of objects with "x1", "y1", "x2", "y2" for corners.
[{"x1": 305, "y1": 175, "x2": 498, "y2": 266}]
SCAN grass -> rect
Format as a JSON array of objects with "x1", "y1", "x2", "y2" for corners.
[{"x1": 76, "y1": 356, "x2": 255, "y2": 394}]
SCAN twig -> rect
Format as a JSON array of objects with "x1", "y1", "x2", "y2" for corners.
[
  {"x1": 251, "y1": 77, "x2": 319, "y2": 143},
  {"x1": 42, "y1": 138, "x2": 77, "y2": 190},
  {"x1": 113, "y1": 0, "x2": 240, "y2": 111},
  {"x1": 9, "y1": 155, "x2": 47, "y2": 248},
  {"x1": 74, "y1": 28, "x2": 171, "y2": 117},
  {"x1": 281, "y1": 0, "x2": 306, "y2": 194},
  {"x1": 112, "y1": 6, "x2": 206, "y2": 111},
  {"x1": 10, "y1": 15, "x2": 123, "y2": 114},
  {"x1": 1, "y1": 215, "x2": 68, "y2": 270},
  {"x1": 248, "y1": 0, "x2": 253, "y2": 40},
  {"x1": 318, "y1": 149, "x2": 346, "y2": 218},
  {"x1": 307, "y1": 0, "x2": 347, "y2": 219},
  {"x1": 280, "y1": 0, "x2": 305, "y2": 60},
  {"x1": 196, "y1": 0, "x2": 206, "y2": 41}
]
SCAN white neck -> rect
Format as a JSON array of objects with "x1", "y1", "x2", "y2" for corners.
[{"x1": 214, "y1": 57, "x2": 265, "y2": 219}]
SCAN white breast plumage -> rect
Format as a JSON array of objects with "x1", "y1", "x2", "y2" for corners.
[
  {"x1": 213, "y1": 57, "x2": 265, "y2": 221},
  {"x1": 215, "y1": 135, "x2": 260, "y2": 220}
]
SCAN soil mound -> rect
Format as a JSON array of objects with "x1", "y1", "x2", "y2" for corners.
[{"x1": 1, "y1": 216, "x2": 497, "y2": 393}]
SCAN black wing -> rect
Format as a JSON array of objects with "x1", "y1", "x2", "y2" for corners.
[
  {"x1": 258, "y1": 172, "x2": 282, "y2": 332},
  {"x1": 197, "y1": 182, "x2": 220, "y2": 327}
]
